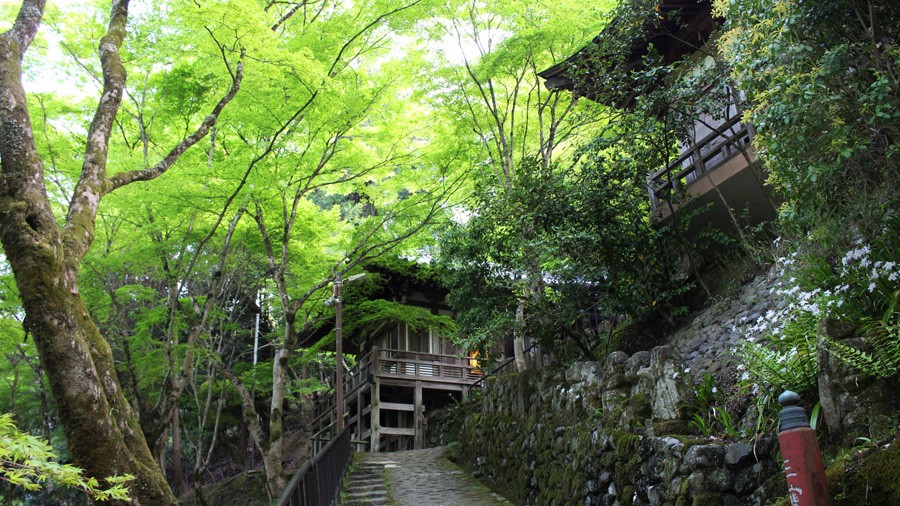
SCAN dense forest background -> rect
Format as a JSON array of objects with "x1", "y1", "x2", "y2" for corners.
[{"x1": 0, "y1": 0, "x2": 896, "y2": 503}]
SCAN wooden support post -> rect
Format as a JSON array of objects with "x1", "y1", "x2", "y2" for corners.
[
  {"x1": 370, "y1": 379, "x2": 381, "y2": 452},
  {"x1": 414, "y1": 381, "x2": 423, "y2": 449},
  {"x1": 692, "y1": 143, "x2": 705, "y2": 178},
  {"x1": 356, "y1": 384, "x2": 363, "y2": 447}
]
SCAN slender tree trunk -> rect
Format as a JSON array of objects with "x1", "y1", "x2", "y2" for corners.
[
  {"x1": 172, "y1": 408, "x2": 187, "y2": 497},
  {"x1": 23, "y1": 354, "x2": 53, "y2": 442},
  {"x1": 222, "y1": 369, "x2": 269, "y2": 497},
  {"x1": 22, "y1": 352, "x2": 53, "y2": 441},
  {"x1": 262, "y1": 322, "x2": 296, "y2": 497},
  {"x1": 513, "y1": 297, "x2": 528, "y2": 372},
  {"x1": 6, "y1": 355, "x2": 19, "y2": 422}
]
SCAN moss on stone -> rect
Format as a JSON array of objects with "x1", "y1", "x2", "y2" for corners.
[
  {"x1": 654, "y1": 419, "x2": 690, "y2": 435},
  {"x1": 613, "y1": 432, "x2": 643, "y2": 482},
  {"x1": 826, "y1": 432, "x2": 900, "y2": 505},
  {"x1": 672, "y1": 435, "x2": 708, "y2": 447},
  {"x1": 691, "y1": 492, "x2": 723, "y2": 506},
  {"x1": 621, "y1": 485, "x2": 636, "y2": 502}
]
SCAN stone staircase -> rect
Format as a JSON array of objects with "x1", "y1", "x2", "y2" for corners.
[{"x1": 341, "y1": 457, "x2": 392, "y2": 506}]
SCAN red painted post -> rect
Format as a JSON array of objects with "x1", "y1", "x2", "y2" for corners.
[{"x1": 777, "y1": 391, "x2": 831, "y2": 506}]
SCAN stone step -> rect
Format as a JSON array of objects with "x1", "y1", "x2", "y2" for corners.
[
  {"x1": 345, "y1": 494, "x2": 388, "y2": 503},
  {"x1": 354, "y1": 466, "x2": 386, "y2": 473},
  {"x1": 347, "y1": 480, "x2": 383, "y2": 487},
  {"x1": 348, "y1": 476, "x2": 383, "y2": 484},
  {"x1": 342, "y1": 456, "x2": 395, "y2": 505},
  {"x1": 347, "y1": 486, "x2": 386, "y2": 496},
  {"x1": 349, "y1": 472, "x2": 383, "y2": 479},
  {"x1": 346, "y1": 490, "x2": 388, "y2": 497}
]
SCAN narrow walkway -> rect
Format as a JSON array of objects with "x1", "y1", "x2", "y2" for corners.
[{"x1": 346, "y1": 447, "x2": 511, "y2": 506}]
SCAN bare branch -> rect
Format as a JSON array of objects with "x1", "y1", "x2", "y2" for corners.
[
  {"x1": 109, "y1": 50, "x2": 245, "y2": 190},
  {"x1": 328, "y1": 0, "x2": 422, "y2": 77}
]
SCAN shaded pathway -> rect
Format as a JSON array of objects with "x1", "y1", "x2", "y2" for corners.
[{"x1": 347, "y1": 447, "x2": 511, "y2": 506}]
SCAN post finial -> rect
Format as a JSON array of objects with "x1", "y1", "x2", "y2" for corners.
[{"x1": 778, "y1": 390, "x2": 801, "y2": 407}]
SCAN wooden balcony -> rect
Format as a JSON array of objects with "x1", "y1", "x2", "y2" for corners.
[
  {"x1": 647, "y1": 113, "x2": 776, "y2": 230},
  {"x1": 310, "y1": 345, "x2": 482, "y2": 452},
  {"x1": 375, "y1": 348, "x2": 483, "y2": 385}
]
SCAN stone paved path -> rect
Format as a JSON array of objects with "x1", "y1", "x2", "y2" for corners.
[
  {"x1": 349, "y1": 447, "x2": 511, "y2": 506},
  {"x1": 343, "y1": 459, "x2": 391, "y2": 505}
]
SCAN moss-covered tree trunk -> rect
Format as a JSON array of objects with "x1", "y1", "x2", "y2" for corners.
[{"x1": 0, "y1": 1, "x2": 241, "y2": 502}]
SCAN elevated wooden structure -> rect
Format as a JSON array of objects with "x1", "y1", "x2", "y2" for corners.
[
  {"x1": 311, "y1": 327, "x2": 481, "y2": 452},
  {"x1": 646, "y1": 110, "x2": 776, "y2": 232},
  {"x1": 539, "y1": 0, "x2": 778, "y2": 234}
]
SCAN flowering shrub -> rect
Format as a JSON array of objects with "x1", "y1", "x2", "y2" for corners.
[{"x1": 736, "y1": 237, "x2": 900, "y2": 393}]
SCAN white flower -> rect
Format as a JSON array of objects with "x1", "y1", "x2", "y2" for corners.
[
  {"x1": 890, "y1": 272, "x2": 898, "y2": 282},
  {"x1": 869, "y1": 282, "x2": 877, "y2": 292}
]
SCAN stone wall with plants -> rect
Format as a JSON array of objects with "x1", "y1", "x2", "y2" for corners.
[
  {"x1": 444, "y1": 346, "x2": 786, "y2": 505},
  {"x1": 434, "y1": 261, "x2": 899, "y2": 505}
]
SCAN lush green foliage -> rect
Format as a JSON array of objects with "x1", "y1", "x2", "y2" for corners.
[
  {"x1": 342, "y1": 299, "x2": 457, "y2": 345},
  {"x1": 717, "y1": 0, "x2": 899, "y2": 228},
  {"x1": 687, "y1": 374, "x2": 741, "y2": 438},
  {"x1": 0, "y1": 414, "x2": 133, "y2": 501},
  {"x1": 435, "y1": 0, "x2": 715, "y2": 360},
  {"x1": 710, "y1": 0, "x2": 900, "y2": 399},
  {"x1": 1, "y1": 0, "x2": 898, "y2": 496}
]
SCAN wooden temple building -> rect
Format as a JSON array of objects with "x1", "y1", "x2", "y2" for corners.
[
  {"x1": 539, "y1": 0, "x2": 777, "y2": 236},
  {"x1": 309, "y1": 265, "x2": 482, "y2": 453}
]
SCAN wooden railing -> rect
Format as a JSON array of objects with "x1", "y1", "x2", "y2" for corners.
[
  {"x1": 311, "y1": 346, "x2": 482, "y2": 435},
  {"x1": 647, "y1": 113, "x2": 754, "y2": 211},
  {"x1": 276, "y1": 426, "x2": 352, "y2": 506},
  {"x1": 376, "y1": 347, "x2": 483, "y2": 382},
  {"x1": 311, "y1": 351, "x2": 373, "y2": 433}
]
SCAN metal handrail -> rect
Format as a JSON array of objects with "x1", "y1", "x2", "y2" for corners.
[{"x1": 276, "y1": 426, "x2": 352, "y2": 506}]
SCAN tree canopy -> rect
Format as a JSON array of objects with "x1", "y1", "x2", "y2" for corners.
[{"x1": 0, "y1": 0, "x2": 897, "y2": 501}]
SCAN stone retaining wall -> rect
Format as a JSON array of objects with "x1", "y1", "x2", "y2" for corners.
[
  {"x1": 668, "y1": 271, "x2": 783, "y2": 379},
  {"x1": 445, "y1": 346, "x2": 784, "y2": 505}
]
